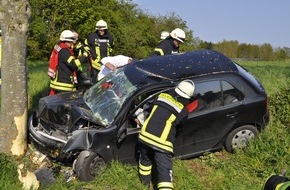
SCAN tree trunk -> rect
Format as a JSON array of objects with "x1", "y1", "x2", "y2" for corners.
[{"x1": 0, "y1": 0, "x2": 31, "y2": 156}]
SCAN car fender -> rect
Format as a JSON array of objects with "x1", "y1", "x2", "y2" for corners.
[{"x1": 63, "y1": 126, "x2": 117, "y2": 162}]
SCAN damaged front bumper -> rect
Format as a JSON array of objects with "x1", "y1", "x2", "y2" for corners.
[{"x1": 28, "y1": 112, "x2": 73, "y2": 163}]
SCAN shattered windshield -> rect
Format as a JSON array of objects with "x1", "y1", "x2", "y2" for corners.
[{"x1": 83, "y1": 68, "x2": 137, "y2": 126}]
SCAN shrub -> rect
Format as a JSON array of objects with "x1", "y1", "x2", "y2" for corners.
[{"x1": 269, "y1": 83, "x2": 290, "y2": 126}]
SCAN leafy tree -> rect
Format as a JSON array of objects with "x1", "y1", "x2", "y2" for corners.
[
  {"x1": 237, "y1": 43, "x2": 252, "y2": 60},
  {"x1": 213, "y1": 40, "x2": 239, "y2": 58},
  {"x1": 0, "y1": 0, "x2": 31, "y2": 155},
  {"x1": 259, "y1": 43, "x2": 273, "y2": 61},
  {"x1": 273, "y1": 48, "x2": 289, "y2": 61},
  {"x1": 27, "y1": 0, "x2": 196, "y2": 60}
]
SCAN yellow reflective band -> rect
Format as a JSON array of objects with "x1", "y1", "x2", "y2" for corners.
[
  {"x1": 154, "y1": 48, "x2": 164, "y2": 56},
  {"x1": 50, "y1": 84, "x2": 75, "y2": 91},
  {"x1": 84, "y1": 39, "x2": 88, "y2": 46},
  {"x1": 67, "y1": 56, "x2": 74, "y2": 63},
  {"x1": 276, "y1": 183, "x2": 283, "y2": 190},
  {"x1": 161, "y1": 114, "x2": 176, "y2": 140},
  {"x1": 139, "y1": 169, "x2": 151, "y2": 176},
  {"x1": 141, "y1": 106, "x2": 157, "y2": 133},
  {"x1": 139, "y1": 104, "x2": 174, "y2": 153},
  {"x1": 157, "y1": 182, "x2": 174, "y2": 189},
  {"x1": 139, "y1": 163, "x2": 152, "y2": 171},
  {"x1": 95, "y1": 46, "x2": 101, "y2": 62},
  {"x1": 74, "y1": 59, "x2": 81, "y2": 67},
  {"x1": 276, "y1": 181, "x2": 290, "y2": 190},
  {"x1": 158, "y1": 93, "x2": 184, "y2": 111},
  {"x1": 50, "y1": 80, "x2": 75, "y2": 91},
  {"x1": 139, "y1": 163, "x2": 152, "y2": 176},
  {"x1": 138, "y1": 134, "x2": 173, "y2": 153}
]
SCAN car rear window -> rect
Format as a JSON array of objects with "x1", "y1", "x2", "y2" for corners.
[{"x1": 235, "y1": 64, "x2": 265, "y2": 92}]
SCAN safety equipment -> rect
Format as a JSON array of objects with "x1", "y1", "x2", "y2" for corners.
[
  {"x1": 170, "y1": 28, "x2": 186, "y2": 43},
  {"x1": 96, "y1": 20, "x2": 108, "y2": 30},
  {"x1": 175, "y1": 80, "x2": 195, "y2": 99},
  {"x1": 59, "y1": 30, "x2": 75, "y2": 42},
  {"x1": 160, "y1": 31, "x2": 170, "y2": 40},
  {"x1": 263, "y1": 174, "x2": 290, "y2": 190}
]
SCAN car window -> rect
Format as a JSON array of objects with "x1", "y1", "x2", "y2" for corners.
[
  {"x1": 127, "y1": 88, "x2": 171, "y2": 128},
  {"x1": 84, "y1": 69, "x2": 137, "y2": 126},
  {"x1": 194, "y1": 80, "x2": 243, "y2": 112},
  {"x1": 194, "y1": 81, "x2": 222, "y2": 111},
  {"x1": 222, "y1": 81, "x2": 244, "y2": 105}
]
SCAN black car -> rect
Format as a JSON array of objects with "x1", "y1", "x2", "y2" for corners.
[{"x1": 28, "y1": 50, "x2": 269, "y2": 181}]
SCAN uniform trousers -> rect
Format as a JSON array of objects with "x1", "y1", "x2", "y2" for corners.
[{"x1": 138, "y1": 143, "x2": 174, "y2": 189}]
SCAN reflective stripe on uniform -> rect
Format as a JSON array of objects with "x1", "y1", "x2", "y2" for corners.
[
  {"x1": 50, "y1": 82, "x2": 75, "y2": 92},
  {"x1": 157, "y1": 182, "x2": 174, "y2": 190},
  {"x1": 139, "y1": 93, "x2": 185, "y2": 153},
  {"x1": 50, "y1": 75, "x2": 75, "y2": 92},
  {"x1": 157, "y1": 93, "x2": 184, "y2": 112},
  {"x1": 138, "y1": 162, "x2": 152, "y2": 176},
  {"x1": 74, "y1": 59, "x2": 81, "y2": 67},
  {"x1": 276, "y1": 181, "x2": 290, "y2": 190},
  {"x1": 161, "y1": 114, "x2": 176, "y2": 140},
  {"x1": 92, "y1": 59, "x2": 102, "y2": 71},
  {"x1": 154, "y1": 48, "x2": 164, "y2": 56},
  {"x1": 67, "y1": 56, "x2": 74, "y2": 64},
  {"x1": 139, "y1": 106, "x2": 174, "y2": 153}
]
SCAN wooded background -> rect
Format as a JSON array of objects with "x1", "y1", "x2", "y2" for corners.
[{"x1": 27, "y1": 0, "x2": 289, "y2": 61}]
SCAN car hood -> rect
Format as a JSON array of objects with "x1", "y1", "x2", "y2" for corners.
[{"x1": 38, "y1": 91, "x2": 102, "y2": 134}]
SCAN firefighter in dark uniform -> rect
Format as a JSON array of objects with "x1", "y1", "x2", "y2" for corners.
[
  {"x1": 50, "y1": 30, "x2": 88, "y2": 94},
  {"x1": 150, "y1": 28, "x2": 186, "y2": 57},
  {"x1": 84, "y1": 19, "x2": 114, "y2": 83},
  {"x1": 138, "y1": 80, "x2": 197, "y2": 189},
  {"x1": 263, "y1": 174, "x2": 290, "y2": 190}
]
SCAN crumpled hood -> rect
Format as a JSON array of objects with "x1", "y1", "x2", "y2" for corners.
[{"x1": 38, "y1": 91, "x2": 100, "y2": 133}]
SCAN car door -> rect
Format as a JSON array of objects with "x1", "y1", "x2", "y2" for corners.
[
  {"x1": 179, "y1": 79, "x2": 243, "y2": 158},
  {"x1": 115, "y1": 86, "x2": 174, "y2": 164}
]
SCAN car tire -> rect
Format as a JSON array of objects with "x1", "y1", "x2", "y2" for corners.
[
  {"x1": 73, "y1": 150, "x2": 105, "y2": 182},
  {"x1": 225, "y1": 125, "x2": 258, "y2": 153}
]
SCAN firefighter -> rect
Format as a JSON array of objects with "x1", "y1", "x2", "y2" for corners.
[
  {"x1": 150, "y1": 28, "x2": 186, "y2": 57},
  {"x1": 138, "y1": 80, "x2": 198, "y2": 189},
  {"x1": 160, "y1": 31, "x2": 170, "y2": 40},
  {"x1": 84, "y1": 19, "x2": 114, "y2": 83},
  {"x1": 49, "y1": 30, "x2": 88, "y2": 94},
  {"x1": 263, "y1": 174, "x2": 290, "y2": 190}
]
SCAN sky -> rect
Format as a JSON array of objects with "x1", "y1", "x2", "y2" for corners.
[{"x1": 132, "y1": 0, "x2": 290, "y2": 48}]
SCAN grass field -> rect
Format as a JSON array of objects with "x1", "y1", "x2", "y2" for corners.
[{"x1": 1, "y1": 60, "x2": 290, "y2": 190}]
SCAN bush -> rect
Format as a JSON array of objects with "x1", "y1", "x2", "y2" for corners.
[{"x1": 269, "y1": 83, "x2": 290, "y2": 126}]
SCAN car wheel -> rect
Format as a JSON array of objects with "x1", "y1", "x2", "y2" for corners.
[
  {"x1": 225, "y1": 125, "x2": 258, "y2": 153},
  {"x1": 73, "y1": 150, "x2": 105, "y2": 182}
]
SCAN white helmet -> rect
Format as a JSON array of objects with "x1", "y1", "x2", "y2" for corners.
[
  {"x1": 160, "y1": 31, "x2": 170, "y2": 40},
  {"x1": 175, "y1": 80, "x2": 195, "y2": 99},
  {"x1": 96, "y1": 19, "x2": 108, "y2": 30},
  {"x1": 59, "y1": 30, "x2": 75, "y2": 42},
  {"x1": 170, "y1": 28, "x2": 186, "y2": 43}
]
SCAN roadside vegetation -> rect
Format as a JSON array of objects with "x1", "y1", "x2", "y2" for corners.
[
  {"x1": 26, "y1": 0, "x2": 289, "y2": 61},
  {"x1": 0, "y1": 59, "x2": 289, "y2": 190}
]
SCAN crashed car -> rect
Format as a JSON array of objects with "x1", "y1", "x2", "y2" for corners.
[{"x1": 28, "y1": 50, "x2": 269, "y2": 181}]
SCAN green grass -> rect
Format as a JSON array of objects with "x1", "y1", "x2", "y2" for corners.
[{"x1": 1, "y1": 60, "x2": 290, "y2": 190}]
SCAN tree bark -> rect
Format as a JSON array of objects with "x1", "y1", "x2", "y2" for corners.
[{"x1": 0, "y1": 0, "x2": 31, "y2": 156}]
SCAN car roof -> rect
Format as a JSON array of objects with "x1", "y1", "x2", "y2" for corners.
[{"x1": 125, "y1": 50, "x2": 238, "y2": 85}]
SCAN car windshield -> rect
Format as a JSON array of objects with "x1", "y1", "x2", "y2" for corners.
[{"x1": 83, "y1": 68, "x2": 137, "y2": 126}]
